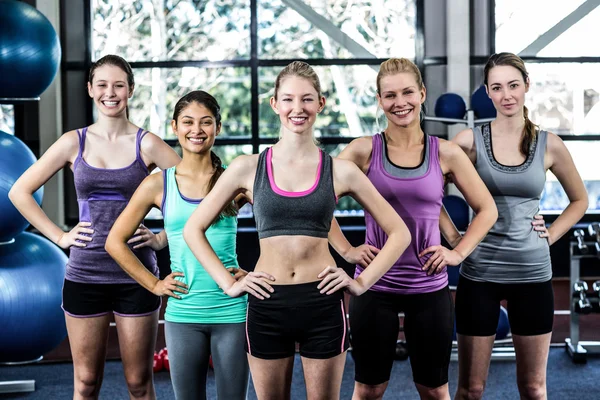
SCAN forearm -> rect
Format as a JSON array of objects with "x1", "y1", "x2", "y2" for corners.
[
  {"x1": 327, "y1": 218, "x2": 353, "y2": 259},
  {"x1": 9, "y1": 190, "x2": 64, "y2": 243},
  {"x1": 548, "y1": 199, "x2": 588, "y2": 245},
  {"x1": 453, "y1": 206, "x2": 496, "y2": 259},
  {"x1": 106, "y1": 237, "x2": 159, "y2": 292},
  {"x1": 354, "y1": 229, "x2": 410, "y2": 291},
  {"x1": 183, "y1": 226, "x2": 235, "y2": 291}
]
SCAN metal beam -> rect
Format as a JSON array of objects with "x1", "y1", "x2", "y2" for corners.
[
  {"x1": 280, "y1": 0, "x2": 377, "y2": 59},
  {"x1": 519, "y1": 0, "x2": 600, "y2": 56}
]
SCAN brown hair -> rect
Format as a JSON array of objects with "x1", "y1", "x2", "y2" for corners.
[
  {"x1": 484, "y1": 52, "x2": 537, "y2": 157},
  {"x1": 376, "y1": 58, "x2": 424, "y2": 94},
  {"x1": 172, "y1": 91, "x2": 236, "y2": 218},
  {"x1": 274, "y1": 61, "x2": 322, "y2": 100},
  {"x1": 89, "y1": 55, "x2": 135, "y2": 118}
]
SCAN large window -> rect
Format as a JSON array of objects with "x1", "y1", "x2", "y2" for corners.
[
  {"x1": 495, "y1": 0, "x2": 600, "y2": 213},
  {"x1": 87, "y1": 0, "x2": 419, "y2": 216},
  {"x1": 0, "y1": 105, "x2": 14, "y2": 134}
]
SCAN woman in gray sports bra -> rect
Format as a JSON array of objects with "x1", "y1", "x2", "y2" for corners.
[
  {"x1": 183, "y1": 61, "x2": 412, "y2": 400},
  {"x1": 452, "y1": 52, "x2": 588, "y2": 400}
]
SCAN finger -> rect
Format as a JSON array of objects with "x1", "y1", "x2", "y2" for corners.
[
  {"x1": 76, "y1": 234, "x2": 93, "y2": 242},
  {"x1": 246, "y1": 281, "x2": 270, "y2": 298},
  {"x1": 250, "y1": 271, "x2": 276, "y2": 281},
  {"x1": 317, "y1": 266, "x2": 335, "y2": 279},
  {"x1": 72, "y1": 241, "x2": 87, "y2": 248},
  {"x1": 366, "y1": 249, "x2": 376, "y2": 261},
  {"x1": 367, "y1": 245, "x2": 380, "y2": 254},
  {"x1": 79, "y1": 228, "x2": 94, "y2": 234},
  {"x1": 428, "y1": 257, "x2": 446, "y2": 275},
  {"x1": 165, "y1": 289, "x2": 181, "y2": 300},
  {"x1": 432, "y1": 259, "x2": 448, "y2": 275},
  {"x1": 358, "y1": 256, "x2": 369, "y2": 269},
  {"x1": 422, "y1": 252, "x2": 441, "y2": 270},
  {"x1": 170, "y1": 279, "x2": 188, "y2": 290},
  {"x1": 317, "y1": 272, "x2": 339, "y2": 289},
  {"x1": 251, "y1": 278, "x2": 274, "y2": 293},
  {"x1": 326, "y1": 280, "x2": 350, "y2": 295},
  {"x1": 320, "y1": 276, "x2": 344, "y2": 294},
  {"x1": 226, "y1": 267, "x2": 239, "y2": 274},
  {"x1": 128, "y1": 236, "x2": 145, "y2": 244},
  {"x1": 78, "y1": 222, "x2": 92, "y2": 227},
  {"x1": 538, "y1": 232, "x2": 549, "y2": 238},
  {"x1": 533, "y1": 215, "x2": 544, "y2": 220},
  {"x1": 419, "y1": 246, "x2": 439, "y2": 258},
  {"x1": 132, "y1": 240, "x2": 153, "y2": 249},
  {"x1": 245, "y1": 287, "x2": 265, "y2": 300}
]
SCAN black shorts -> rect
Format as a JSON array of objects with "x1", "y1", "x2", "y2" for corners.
[
  {"x1": 349, "y1": 286, "x2": 454, "y2": 388},
  {"x1": 455, "y1": 275, "x2": 554, "y2": 336},
  {"x1": 62, "y1": 279, "x2": 161, "y2": 317},
  {"x1": 245, "y1": 281, "x2": 349, "y2": 360}
]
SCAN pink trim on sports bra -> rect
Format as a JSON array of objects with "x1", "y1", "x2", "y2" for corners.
[{"x1": 266, "y1": 147, "x2": 322, "y2": 197}]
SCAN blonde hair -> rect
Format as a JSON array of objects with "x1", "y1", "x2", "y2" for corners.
[
  {"x1": 274, "y1": 61, "x2": 322, "y2": 99},
  {"x1": 376, "y1": 58, "x2": 424, "y2": 94},
  {"x1": 484, "y1": 52, "x2": 537, "y2": 157}
]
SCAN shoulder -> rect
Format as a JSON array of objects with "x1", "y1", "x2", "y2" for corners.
[
  {"x1": 332, "y1": 157, "x2": 362, "y2": 179},
  {"x1": 345, "y1": 136, "x2": 374, "y2": 156},
  {"x1": 138, "y1": 130, "x2": 166, "y2": 150},
  {"x1": 48, "y1": 130, "x2": 81, "y2": 157},
  {"x1": 227, "y1": 154, "x2": 260, "y2": 176},
  {"x1": 544, "y1": 130, "x2": 562, "y2": 149},
  {"x1": 438, "y1": 137, "x2": 465, "y2": 159},
  {"x1": 452, "y1": 128, "x2": 475, "y2": 146},
  {"x1": 139, "y1": 170, "x2": 165, "y2": 194}
]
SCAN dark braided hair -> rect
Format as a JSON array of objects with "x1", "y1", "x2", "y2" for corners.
[{"x1": 172, "y1": 91, "x2": 237, "y2": 218}]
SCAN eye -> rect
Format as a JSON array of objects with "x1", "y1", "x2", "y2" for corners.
[
  {"x1": 385, "y1": 94, "x2": 395, "y2": 98},
  {"x1": 303, "y1": 98, "x2": 314, "y2": 102},
  {"x1": 510, "y1": 83, "x2": 518, "y2": 89},
  {"x1": 182, "y1": 120, "x2": 192, "y2": 125},
  {"x1": 202, "y1": 121, "x2": 212, "y2": 125},
  {"x1": 404, "y1": 91, "x2": 414, "y2": 95},
  {"x1": 282, "y1": 98, "x2": 292, "y2": 102}
]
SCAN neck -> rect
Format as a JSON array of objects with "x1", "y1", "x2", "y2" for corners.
[
  {"x1": 385, "y1": 122, "x2": 424, "y2": 147},
  {"x1": 492, "y1": 111, "x2": 525, "y2": 136},
  {"x1": 179, "y1": 150, "x2": 214, "y2": 174},
  {"x1": 275, "y1": 129, "x2": 319, "y2": 158},
  {"x1": 93, "y1": 114, "x2": 132, "y2": 138}
]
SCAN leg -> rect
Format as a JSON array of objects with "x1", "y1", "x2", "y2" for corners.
[
  {"x1": 349, "y1": 291, "x2": 398, "y2": 400},
  {"x1": 115, "y1": 312, "x2": 159, "y2": 399},
  {"x1": 301, "y1": 352, "x2": 346, "y2": 400},
  {"x1": 211, "y1": 323, "x2": 249, "y2": 400},
  {"x1": 403, "y1": 287, "x2": 454, "y2": 400},
  {"x1": 247, "y1": 355, "x2": 294, "y2": 400},
  {"x1": 508, "y1": 279, "x2": 554, "y2": 400},
  {"x1": 513, "y1": 334, "x2": 551, "y2": 400},
  {"x1": 164, "y1": 321, "x2": 211, "y2": 400},
  {"x1": 65, "y1": 314, "x2": 111, "y2": 400},
  {"x1": 454, "y1": 276, "x2": 501, "y2": 400}
]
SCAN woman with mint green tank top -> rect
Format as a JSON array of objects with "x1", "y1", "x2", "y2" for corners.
[
  {"x1": 106, "y1": 91, "x2": 250, "y2": 400},
  {"x1": 451, "y1": 53, "x2": 588, "y2": 400}
]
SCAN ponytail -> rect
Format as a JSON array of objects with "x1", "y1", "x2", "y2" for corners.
[
  {"x1": 208, "y1": 151, "x2": 237, "y2": 218},
  {"x1": 520, "y1": 106, "x2": 538, "y2": 157}
]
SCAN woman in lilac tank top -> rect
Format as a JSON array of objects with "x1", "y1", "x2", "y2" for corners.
[
  {"x1": 329, "y1": 58, "x2": 497, "y2": 400},
  {"x1": 9, "y1": 55, "x2": 180, "y2": 399}
]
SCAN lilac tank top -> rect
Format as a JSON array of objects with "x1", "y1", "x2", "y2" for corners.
[
  {"x1": 355, "y1": 133, "x2": 447, "y2": 294},
  {"x1": 65, "y1": 127, "x2": 158, "y2": 284}
]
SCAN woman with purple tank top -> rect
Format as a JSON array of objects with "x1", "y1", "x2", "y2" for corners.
[
  {"x1": 9, "y1": 55, "x2": 180, "y2": 399},
  {"x1": 452, "y1": 53, "x2": 587, "y2": 400},
  {"x1": 328, "y1": 58, "x2": 497, "y2": 400}
]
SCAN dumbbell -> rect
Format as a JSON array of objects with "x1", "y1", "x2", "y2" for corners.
[
  {"x1": 588, "y1": 223, "x2": 600, "y2": 253},
  {"x1": 591, "y1": 281, "x2": 600, "y2": 312},
  {"x1": 574, "y1": 229, "x2": 588, "y2": 254},
  {"x1": 573, "y1": 281, "x2": 593, "y2": 314}
]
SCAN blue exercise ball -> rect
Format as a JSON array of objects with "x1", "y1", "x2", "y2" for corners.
[
  {"x1": 0, "y1": 0, "x2": 61, "y2": 98},
  {"x1": 0, "y1": 232, "x2": 67, "y2": 362},
  {"x1": 471, "y1": 85, "x2": 497, "y2": 119},
  {"x1": 434, "y1": 93, "x2": 466, "y2": 121},
  {"x1": 0, "y1": 130, "x2": 43, "y2": 242}
]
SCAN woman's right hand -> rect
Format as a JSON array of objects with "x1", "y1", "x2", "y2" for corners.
[
  {"x1": 56, "y1": 222, "x2": 94, "y2": 249},
  {"x1": 224, "y1": 271, "x2": 275, "y2": 300},
  {"x1": 151, "y1": 272, "x2": 189, "y2": 299}
]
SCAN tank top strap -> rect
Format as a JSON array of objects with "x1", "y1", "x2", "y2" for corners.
[
  {"x1": 73, "y1": 127, "x2": 88, "y2": 170},
  {"x1": 428, "y1": 134, "x2": 441, "y2": 171},
  {"x1": 252, "y1": 148, "x2": 269, "y2": 197},
  {"x1": 135, "y1": 128, "x2": 149, "y2": 169},
  {"x1": 367, "y1": 133, "x2": 384, "y2": 175},
  {"x1": 535, "y1": 130, "x2": 548, "y2": 164},
  {"x1": 471, "y1": 124, "x2": 487, "y2": 166},
  {"x1": 160, "y1": 168, "x2": 169, "y2": 214}
]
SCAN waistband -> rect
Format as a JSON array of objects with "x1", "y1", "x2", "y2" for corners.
[{"x1": 248, "y1": 280, "x2": 344, "y2": 307}]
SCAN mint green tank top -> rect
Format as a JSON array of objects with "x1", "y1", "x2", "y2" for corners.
[{"x1": 161, "y1": 167, "x2": 247, "y2": 323}]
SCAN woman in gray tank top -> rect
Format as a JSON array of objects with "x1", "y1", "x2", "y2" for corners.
[{"x1": 452, "y1": 53, "x2": 588, "y2": 400}]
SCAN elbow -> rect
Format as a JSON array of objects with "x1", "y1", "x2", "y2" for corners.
[
  {"x1": 8, "y1": 185, "x2": 20, "y2": 206},
  {"x1": 182, "y1": 222, "x2": 195, "y2": 247},
  {"x1": 104, "y1": 234, "x2": 119, "y2": 257}
]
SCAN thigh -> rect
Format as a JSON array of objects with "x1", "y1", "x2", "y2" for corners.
[
  {"x1": 301, "y1": 352, "x2": 346, "y2": 400},
  {"x1": 349, "y1": 290, "x2": 399, "y2": 386},
  {"x1": 65, "y1": 313, "x2": 111, "y2": 381},
  {"x1": 62, "y1": 279, "x2": 111, "y2": 317},
  {"x1": 247, "y1": 354, "x2": 294, "y2": 400},
  {"x1": 506, "y1": 280, "x2": 554, "y2": 336},
  {"x1": 455, "y1": 275, "x2": 501, "y2": 336},
  {"x1": 211, "y1": 323, "x2": 249, "y2": 400},
  {"x1": 403, "y1": 286, "x2": 454, "y2": 389},
  {"x1": 246, "y1": 296, "x2": 295, "y2": 360},
  {"x1": 165, "y1": 322, "x2": 211, "y2": 400},
  {"x1": 113, "y1": 283, "x2": 161, "y2": 317},
  {"x1": 512, "y1": 333, "x2": 552, "y2": 387},
  {"x1": 114, "y1": 312, "x2": 158, "y2": 383}
]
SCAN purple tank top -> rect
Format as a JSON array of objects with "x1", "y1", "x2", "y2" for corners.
[
  {"x1": 66, "y1": 127, "x2": 158, "y2": 284},
  {"x1": 355, "y1": 133, "x2": 447, "y2": 294}
]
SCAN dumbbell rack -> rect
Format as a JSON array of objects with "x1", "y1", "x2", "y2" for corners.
[
  {"x1": 423, "y1": 109, "x2": 495, "y2": 129},
  {"x1": 565, "y1": 240, "x2": 600, "y2": 363}
]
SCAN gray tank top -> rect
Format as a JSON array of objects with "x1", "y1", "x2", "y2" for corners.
[{"x1": 460, "y1": 123, "x2": 551, "y2": 283}]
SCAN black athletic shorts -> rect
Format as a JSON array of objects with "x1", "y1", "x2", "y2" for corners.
[
  {"x1": 245, "y1": 281, "x2": 349, "y2": 360},
  {"x1": 349, "y1": 286, "x2": 454, "y2": 388},
  {"x1": 62, "y1": 279, "x2": 161, "y2": 317},
  {"x1": 455, "y1": 274, "x2": 554, "y2": 336}
]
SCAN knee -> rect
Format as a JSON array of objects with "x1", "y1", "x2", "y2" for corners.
[
  {"x1": 74, "y1": 373, "x2": 102, "y2": 398},
  {"x1": 125, "y1": 375, "x2": 152, "y2": 398},
  {"x1": 517, "y1": 381, "x2": 546, "y2": 400},
  {"x1": 353, "y1": 383, "x2": 386, "y2": 400},
  {"x1": 455, "y1": 383, "x2": 485, "y2": 400}
]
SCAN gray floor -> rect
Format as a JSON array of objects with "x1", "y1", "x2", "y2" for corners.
[{"x1": 0, "y1": 347, "x2": 598, "y2": 399}]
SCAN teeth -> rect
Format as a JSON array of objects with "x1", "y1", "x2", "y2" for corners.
[
  {"x1": 103, "y1": 101, "x2": 118, "y2": 106},
  {"x1": 188, "y1": 138, "x2": 205, "y2": 143},
  {"x1": 290, "y1": 117, "x2": 306, "y2": 122},
  {"x1": 393, "y1": 109, "x2": 411, "y2": 116}
]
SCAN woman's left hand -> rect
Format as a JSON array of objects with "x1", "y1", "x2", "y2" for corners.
[
  {"x1": 128, "y1": 224, "x2": 163, "y2": 250},
  {"x1": 419, "y1": 246, "x2": 464, "y2": 275},
  {"x1": 228, "y1": 267, "x2": 249, "y2": 281},
  {"x1": 317, "y1": 266, "x2": 365, "y2": 296},
  {"x1": 532, "y1": 214, "x2": 551, "y2": 243}
]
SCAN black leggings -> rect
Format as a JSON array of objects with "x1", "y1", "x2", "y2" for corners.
[{"x1": 349, "y1": 286, "x2": 454, "y2": 388}]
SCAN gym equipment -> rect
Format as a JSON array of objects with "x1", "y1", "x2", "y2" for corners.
[
  {"x1": 394, "y1": 341, "x2": 409, "y2": 361},
  {"x1": 496, "y1": 306, "x2": 510, "y2": 339},
  {"x1": 574, "y1": 229, "x2": 588, "y2": 254},
  {"x1": 153, "y1": 351, "x2": 164, "y2": 373},
  {"x1": 434, "y1": 93, "x2": 467, "y2": 121},
  {"x1": 573, "y1": 281, "x2": 592, "y2": 314},
  {"x1": 0, "y1": 232, "x2": 67, "y2": 363},
  {"x1": 0, "y1": 0, "x2": 61, "y2": 99},
  {"x1": 565, "y1": 227, "x2": 600, "y2": 363},
  {"x1": 471, "y1": 85, "x2": 497, "y2": 119},
  {"x1": 588, "y1": 223, "x2": 600, "y2": 252},
  {"x1": 0, "y1": 130, "x2": 44, "y2": 242}
]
